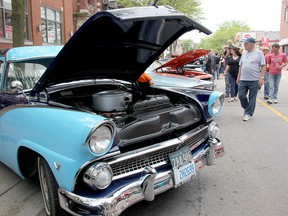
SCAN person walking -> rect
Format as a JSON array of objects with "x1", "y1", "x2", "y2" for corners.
[
  {"x1": 223, "y1": 47, "x2": 241, "y2": 102},
  {"x1": 236, "y1": 37, "x2": 266, "y2": 121},
  {"x1": 214, "y1": 53, "x2": 220, "y2": 80},
  {"x1": 261, "y1": 47, "x2": 270, "y2": 100},
  {"x1": 266, "y1": 43, "x2": 288, "y2": 104},
  {"x1": 224, "y1": 45, "x2": 233, "y2": 97},
  {"x1": 205, "y1": 50, "x2": 215, "y2": 77}
]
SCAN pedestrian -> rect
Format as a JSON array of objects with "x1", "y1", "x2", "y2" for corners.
[
  {"x1": 236, "y1": 37, "x2": 266, "y2": 121},
  {"x1": 266, "y1": 43, "x2": 288, "y2": 104},
  {"x1": 224, "y1": 45, "x2": 233, "y2": 97},
  {"x1": 214, "y1": 53, "x2": 220, "y2": 80},
  {"x1": 222, "y1": 39, "x2": 234, "y2": 55},
  {"x1": 205, "y1": 50, "x2": 215, "y2": 77},
  {"x1": 219, "y1": 54, "x2": 225, "y2": 77},
  {"x1": 223, "y1": 47, "x2": 241, "y2": 102},
  {"x1": 261, "y1": 47, "x2": 270, "y2": 100}
]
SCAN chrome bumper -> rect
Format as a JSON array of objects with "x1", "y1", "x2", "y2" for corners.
[{"x1": 59, "y1": 139, "x2": 224, "y2": 216}]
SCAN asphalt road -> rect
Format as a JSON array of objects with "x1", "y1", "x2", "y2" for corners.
[{"x1": 1, "y1": 70, "x2": 288, "y2": 216}]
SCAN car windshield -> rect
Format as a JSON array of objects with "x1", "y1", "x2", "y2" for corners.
[{"x1": 6, "y1": 62, "x2": 47, "y2": 90}]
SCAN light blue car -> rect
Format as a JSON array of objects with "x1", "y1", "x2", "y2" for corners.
[{"x1": 0, "y1": 6, "x2": 225, "y2": 216}]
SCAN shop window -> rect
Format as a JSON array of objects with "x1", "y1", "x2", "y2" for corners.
[
  {"x1": 0, "y1": 0, "x2": 29, "y2": 40},
  {"x1": 41, "y1": 6, "x2": 62, "y2": 44}
]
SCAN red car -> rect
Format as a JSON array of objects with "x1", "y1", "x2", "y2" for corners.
[{"x1": 155, "y1": 49, "x2": 213, "y2": 81}]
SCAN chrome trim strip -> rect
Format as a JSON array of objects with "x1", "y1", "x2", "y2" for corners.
[{"x1": 107, "y1": 126, "x2": 207, "y2": 165}]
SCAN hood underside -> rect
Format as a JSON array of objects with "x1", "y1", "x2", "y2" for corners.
[
  {"x1": 155, "y1": 49, "x2": 208, "y2": 71},
  {"x1": 31, "y1": 6, "x2": 212, "y2": 95}
]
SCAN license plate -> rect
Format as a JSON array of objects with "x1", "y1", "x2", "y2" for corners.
[{"x1": 169, "y1": 146, "x2": 196, "y2": 188}]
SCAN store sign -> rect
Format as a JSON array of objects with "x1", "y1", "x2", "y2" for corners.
[{"x1": 242, "y1": 32, "x2": 256, "y2": 39}]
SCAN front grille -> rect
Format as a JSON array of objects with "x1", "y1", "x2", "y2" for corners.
[{"x1": 108, "y1": 126, "x2": 208, "y2": 180}]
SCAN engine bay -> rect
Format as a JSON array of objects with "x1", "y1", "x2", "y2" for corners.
[{"x1": 48, "y1": 82, "x2": 202, "y2": 150}]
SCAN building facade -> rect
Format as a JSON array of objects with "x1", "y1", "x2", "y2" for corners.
[
  {"x1": 0, "y1": 0, "x2": 120, "y2": 49},
  {"x1": 279, "y1": 0, "x2": 288, "y2": 55},
  {"x1": 234, "y1": 31, "x2": 280, "y2": 49},
  {"x1": 0, "y1": 0, "x2": 75, "y2": 49}
]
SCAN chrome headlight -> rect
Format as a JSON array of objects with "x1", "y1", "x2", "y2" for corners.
[
  {"x1": 208, "y1": 121, "x2": 220, "y2": 139},
  {"x1": 83, "y1": 162, "x2": 113, "y2": 190},
  {"x1": 208, "y1": 91, "x2": 224, "y2": 117},
  {"x1": 86, "y1": 121, "x2": 115, "y2": 156}
]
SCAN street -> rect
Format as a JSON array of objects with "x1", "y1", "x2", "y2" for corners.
[{"x1": 1, "y1": 70, "x2": 288, "y2": 216}]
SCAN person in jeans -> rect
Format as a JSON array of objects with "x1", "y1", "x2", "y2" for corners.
[
  {"x1": 261, "y1": 47, "x2": 270, "y2": 100},
  {"x1": 266, "y1": 43, "x2": 288, "y2": 104},
  {"x1": 223, "y1": 47, "x2": 241, "y2": 102},
  {"x1": 236, "y1": 37, "x2": 266, "y2": 121},
  {"x1": 214, "y1": 53, "x2": 220, "y2": 80},
  {"x1": 224, "y1": 45, "x2": 233, "y2": 97}
]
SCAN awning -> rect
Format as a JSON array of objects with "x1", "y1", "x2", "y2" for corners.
[{"x1": 279, "y1": 38, "x2": 288, "y2": 46}]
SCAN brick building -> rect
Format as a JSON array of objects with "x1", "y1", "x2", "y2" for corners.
[
  {"x1": 0, "y1": 0, "x2": 75, "y2": 49},
  {"x1": 279, "y1": 0, "x2": 288, "y2": 55},
  {"x1": 0, "y1": 0, "x2": 120, "y2": 49}
]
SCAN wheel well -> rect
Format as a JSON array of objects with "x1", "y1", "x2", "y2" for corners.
[{"x1": 18, "y1": 147, "x2": 39, "y2": 179}]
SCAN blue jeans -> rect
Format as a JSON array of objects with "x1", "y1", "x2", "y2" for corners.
[
  {"x1": 268, "y1": 73, "x2": 282, "y2": 100},
  {"x1": 227, "y1": 73, "x2": 238, "y2": 97},
  {"x1": 225, "y1": 73, "x2": 231, "y2": 96},
  {"x1": 214, "y1": 64, "x2": 220, "y2": 80},
  {"x1": 264, "y1": 71, "x2": 269, "y2": 97},
  {"x1": 238, "y1": 81, "x2": 259, "y2": 116}
]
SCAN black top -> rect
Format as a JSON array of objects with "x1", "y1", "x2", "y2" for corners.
[{"x1": 227, "y1": 56, "x2": 240, "y2": 78}]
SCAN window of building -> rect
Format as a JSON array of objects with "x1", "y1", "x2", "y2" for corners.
[
  {"x1": 41, "y1": 6, "x2": 62, "y2": 44},
  {"x1": 0, "y1": 0, "x2": 29, "y2": 40}
]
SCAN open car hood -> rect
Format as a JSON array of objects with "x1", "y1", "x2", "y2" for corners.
[
  {"x1": 155, "y1": 49, "x2": 208, "y2": 71},
  {"x1": 31, "y1": 6, "x2": 211, "y2": 95}
]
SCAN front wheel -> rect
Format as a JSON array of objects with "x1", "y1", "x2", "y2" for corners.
[{"x1": 38, "y1": 156, "x2": 66, "y2": 216}]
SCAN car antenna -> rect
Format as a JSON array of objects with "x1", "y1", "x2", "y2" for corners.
[{"x1": 149, "y1": 0, "x2": 158, "y2": 6}]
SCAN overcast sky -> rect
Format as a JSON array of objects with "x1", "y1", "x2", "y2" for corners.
[{"x1": 180, "y1": 0, "x2": 282, "y2": 42}]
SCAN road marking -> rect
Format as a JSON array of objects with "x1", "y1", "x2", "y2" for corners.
[{"x1": 257, "y1": 98, "x2": 288, "y2": 122}]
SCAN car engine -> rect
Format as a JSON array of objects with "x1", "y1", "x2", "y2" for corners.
[{"x1": 50, "y1": 85, "x2": 202, "y2": 151}]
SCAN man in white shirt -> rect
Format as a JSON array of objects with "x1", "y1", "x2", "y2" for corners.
[{"x1": 236, "y1": 37, "x2": 266, "y2": 121}]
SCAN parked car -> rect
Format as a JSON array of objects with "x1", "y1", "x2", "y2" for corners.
[
  {"x1": 0, "y1": 6, "x2": 225, "y2": 216},
  {"x1": 156, "y1": 49, "x2": 213, "y2": 81},
  {"x1": 146, "y1": 60, "x2": 215, "y2": 90}
]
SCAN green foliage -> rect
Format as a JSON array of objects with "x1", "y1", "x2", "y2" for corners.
[
  {"x1": 117, "y1": 0, "x2": 203, "y2": 20},
  {"x1": 182, "y1": 39, "x2": 194, "y2": 53},
  {"x1": 198, "y1": 20, "x2": 250, "y2": 53}
]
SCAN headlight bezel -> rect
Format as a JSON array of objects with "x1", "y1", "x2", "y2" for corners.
[
  {"x1": 208, "y1": 121, "x2": 220, "y2": 139},
  {"x1": 208, "y1": 91, "x2": 224, "y2": 117},
  {"x1": 83, "y1": 162, "x2": 113, "y2": 190},
  {"x1": 85, "y1": 121, "x2": 116, "y2": 157}
]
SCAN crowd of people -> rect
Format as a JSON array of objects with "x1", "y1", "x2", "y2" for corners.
[{"x1": 203, "y1": 37, "x2": 287, "y2": 121}]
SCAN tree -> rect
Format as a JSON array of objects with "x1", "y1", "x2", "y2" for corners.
[
  {"x1": 12, "y1": 0, "x2": 25, "y2": 47},
  {"x1": 182, "y1": 39, "x2": 194, "y2": 53},
  {"x1": 198, "y1": 20, "x2": 250, "y2": 53}
]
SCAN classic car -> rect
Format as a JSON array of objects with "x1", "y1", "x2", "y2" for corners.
[
  {"x1": 0, "y1": 5, "x2": 225, "y2": 216},
  {"x1": 145, "y1": 61, "x2": 215, "y2": 89},
  {"x1": 155, "y1": 49, "x2": 213, "y2": 81}
]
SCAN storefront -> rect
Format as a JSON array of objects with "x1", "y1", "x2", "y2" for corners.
[{"x1": 279, "y1": 38, "x2": 288, "y2": 56}]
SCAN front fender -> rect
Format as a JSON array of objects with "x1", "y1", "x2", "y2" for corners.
[{"x1": 0, "y1": 106, "x2": 106, "y2": 190}]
